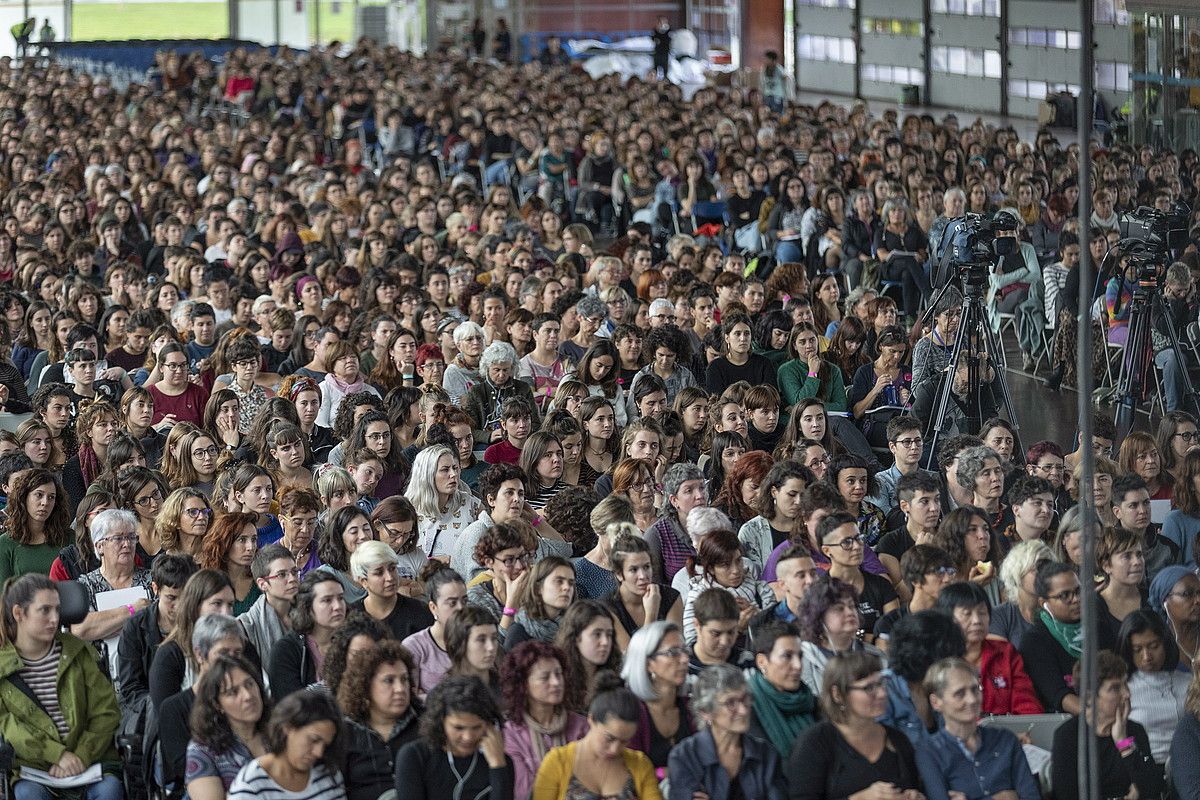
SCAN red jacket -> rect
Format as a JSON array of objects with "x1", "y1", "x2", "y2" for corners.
[{"x1": 979, "y1": 638, "x2": 1044, "y2": 716}]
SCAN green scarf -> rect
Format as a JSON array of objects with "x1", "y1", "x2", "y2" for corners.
[
  {"x1": 1040, "y1": 609, "x2": 1083, "y2": 658},
  {"x1": 747, "y1": 668, "x2": 817, "y2": 758}
]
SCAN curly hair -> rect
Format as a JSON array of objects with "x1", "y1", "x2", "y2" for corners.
[
  {"x1": 418, "y1": 675, "x2": 502, "y2": 751},
  {"x1": 189, "y1": 654, "x2": 270, "y2": 754},
  {"x1": 197, "y1": 511, "x2": 259, "y2": 572},
  {"x1": 320, "y1": 611, "x2": 392, "y2": 695},
  {"x1": 499, "y1": 640, "x2": 569, "y2": 720},
  {"x1": 336, "y1": 639, "x2": 416, "y2": 724},
  {"x1": 472, "y1": 522, "x2": 529, "y2": 568},
  {"x1": 332, "y1": 392, "x2": 385, "y2": 442},
  {"x1": 796, "y1": 575, "x2": 859, "y2": 643},
  {"x1": 156, "y1": 487, "x2": 211, "y2": 555},
  {"x1": 543, "y1": 486, "x2": 600, "y2": 555},
  {"x1": 5, "y1": 468, "x2": 71, "y2": 547},
  {"x1": 641, "y1": 323, "x2": 692, "y2": 364}
]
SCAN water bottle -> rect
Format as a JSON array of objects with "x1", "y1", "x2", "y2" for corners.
[{"x1": 882, "y1": 382, "x2": 899, "y2": 406}]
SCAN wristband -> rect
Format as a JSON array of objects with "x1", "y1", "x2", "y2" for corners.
[
  {"x1": 807, "y1": 371, "x2": 818, "y2": 378},
  {"x1": 502, "y1": 607, "x2": 517, "y2": 617},
  {"x1": 655, "y1": 767, "x2": 666, "y2": 781},
  {"x1": 1116, "y1": 736, "x2": 1136, "y2": 751},
  {"x1": 531, "y1": 515, "x2": 542, "y2": 527},
  {"x1": 125, "y1": 604, "x2": 135, "y2": 616}
]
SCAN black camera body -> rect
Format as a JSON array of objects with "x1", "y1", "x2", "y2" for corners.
[
  {"x1": 1119, "y1": 205, "x2": 1188, "y2": 257},
  {"x1": 933, "y1": 212, "x2": 1019, "y2": 290}
]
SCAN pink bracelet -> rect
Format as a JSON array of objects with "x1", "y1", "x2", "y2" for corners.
[
  {"x1": 1115, "y1": 736, "x2": 1136, "y2": 751},
  {"x1": 502, "y1": 607, "x2": 517, "y2": 617}
]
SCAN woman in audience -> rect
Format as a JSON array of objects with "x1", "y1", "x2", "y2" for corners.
[
  {"x1": 500, "y1": 640, "x2": 588, "y2": 799},
  {"x1": 185, "y1": 654, "x2": 270, "y2": 800},
  {"x1": 745, "y1": 620, "x2": 819, "y2": 758},
  {"x1": 817, "y1": 511, "x2": 898, "y2": 641},
  {"x1": 712, "y1": 449, "x2": 773, "y2": 535},
  {"x1": 681, "y1": 530, "x2": 773, "y2": 643},
  {"x1": 0, "y1": 467, "x2": 72, "y2": 584},
  {"x1": 1051, "y1": 651, "x2": 1166, "y2": 800},
  {"x1": 406, "y1": 444, "x2": 482, "y2": 563},
  {"x1": 319, "y1": 613, "x2": 393, "y2": 699},
  {"x1": 785, "y1": 650, "x2": 922, "y2": 800},
  {"x1": 1120, "y1": 430, "x2": 1173, "y2": 501},
  {"x1": 227, "y1": 691, "x2": 346, "y2": 800},
  {"x1": 777, "y1": 323, "x2": 849, "y2": 411},
  {"x1": 393, "y1": 675, "x2": 513, "y2": 800},
  {"x1": 467, "y1": 520, "x2": 535, "y2": 638},
  {"x1": 163, "y1": 428, "x2": 221, "y2": 498},
  {"x1": 931, "y1": 505, "x2": 1003, "y2": 607},
  {"x1": 446, "y1": 604, "x2": 502, "y2": 692},
  {"x1": 621, "y1": 620, "x2": 694, "y2": 776},
  {"x1": 555, "y1": 598, "x2": 621, "y2": 714},
  {"x1": 504, "y1": 555, "x2": 575, "y2": 649},
  {"x1": 117, "y1": 465, "x2": 170, "y2": 565},
  {"x1": 1118, "y1": 610, "x2": 1188, "y2": 766},
  {"x1": 49, "y1": 489, "x2": 118, "y2": 580},
  {"x1": 268, "y1": 570, "x2": 347, "y2": 699},
  {"x1": 668, "y1": 663, "x2": 787, "y2": 800},
  {"x1": 277, "y1": 487, "x2": 322, "y2": 576},
  {"x1": 645, "y1": 462, "x2": 708, "y2": 584},
  {"x1": 402, "y1": 567, "x2": 466, "y2": 698},
  {"x1": 916, "y1": 657, "x2": 1041, "y2": 800},
  {"x1": 990, "y1": 538, "x2": 1054, "y2": 648},
  {"x1": 338, "y1": 639, "x2": 422, "y2": 800},
  {"x1": 0, "y1": 574, "x2": 123, "y2": 800},
  {"x1": 1097, "y1": 525, "x2": 1149, "y2": 649},
  {"x1": 1150, "y1": 565, "x2": 1200, "y2": 671},
  {"x1": 61, "y1": 399, "x2": 121, "y2": 511},
  {"x1": 608, "y1": 456, "x2": 658, "y2": 529},
  {"x1": 150, "y1": 569, "x2": 237, "y2": 710},
  {"x1": 935, "y1": 581, "x2": 1042, "y2": 715},
  {"x1": 519, "y1": 431, "x2": 568, "y2": 511},
  {"x1": 198, "y1": 511, "x2": 262, "y2": 615},
  {"x1": 606, "y1": 533, "x2": 684, "y2": 652},
  {"x1": 348, "y1": 540, "x2": 435, "y2": 641},
  {"x1": 955, "y1": 445, "x2": 1010, "y2": 533},
  {"x1": 575, "y1": 495, "x2": 636, "y2": 600},
  {"x1": 797, "y1": 576, "x2": 885, "y2": 697},
  {"x1": 737, "y1": 458, "x2": 807, "y2": 576},
  {"x1": 317, "y1": 504, "x2": 377, "y2": 604},
  {"x1": 157, "y1": 487, "x2": 213, "y2": 560},
  {"x1": 1164, "y1": 447, "x2": 1200, "y2": 566},
  {"x1": 1020, "y1": 560, "x2": 1083, "y2": 714}
]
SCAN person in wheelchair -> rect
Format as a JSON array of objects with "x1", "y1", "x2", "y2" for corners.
[{"x1": 0, "y1": 574, "x2": 123, "y2": 800}]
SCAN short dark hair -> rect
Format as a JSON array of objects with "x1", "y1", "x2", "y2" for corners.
[
  {"x1": 939, "y1": 434, "x2": 983, "y2": 470},
  {"x1": 888, "y1": 610, "x2": 966, "y2": 683},
  {"x1": 752, "y1": 620, "x2": 801, "y2": 658},
  {"x1": 693, "y1": 587, "x2": 739, "y2": 626},
  {"x1": 151, "y1": 553, "x2": 197, "y2": 590},
  {"x1": 501, "y1": 397, "x2": 533, "y2": 421},
  {"x1": 1035, "y1": 560, "x2": 1077, "y2": 599},
  {"x1": 1007, "y1": 475, "x2": 1054, "y2": 507},
  {"x1": 189, "y1": 302, "x2": 216, "y2": 321},
  {"x1": 1111, "y1": 474, "x2": 1149, "y2": 506},
  {"x1": 886, "y1": 415, "x2": 922, "y2": 440},
  {"x1": 265, "y1": 690, "x2": 343, "y2": 769},
  {"x1": 419, "y1": 675, "x2": 502, "y2": 750},
  {"x1": 816, "y1": 510, "x2": 858, "y2": 543},
  {"x1": 251, "y1": 543, "x2": 293, "y2": 581},
  {"x1": 900, "y1": 545, "x2": 955, "y2": 588},
  {"x1": 480, "y1": 463, "x2": 527, "y2": 508},
  {"x1": 935, "y1": 581, "x2": 992, "y2": 614},
  {"x1": 896, "y1": 472, "x2": 939, "y2": 503}
]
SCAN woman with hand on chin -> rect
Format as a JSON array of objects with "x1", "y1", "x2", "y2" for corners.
[
  {"x1": 467, "y1": 522, "x2": 534, "y2": 642},
  {"x1": 605, "y1": 534, "x2": 684, "y2": 653},
  {"x1": 394, "y1": 675, "x2": 513, "y2": 800}
]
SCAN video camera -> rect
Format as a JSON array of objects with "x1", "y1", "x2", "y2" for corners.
[
  {"x1": 932, "y1": 212, "x2": 1019, "y2": 290},
  {"x1": 1118, "y1": 205, "x2": 1189, "y2": 259}
]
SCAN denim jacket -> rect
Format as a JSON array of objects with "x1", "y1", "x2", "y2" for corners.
[
  {"x1": 879, "y1": 668, "x2": 941, "y2": 747},
  {"x1": 667, "y1": 728, "x2": 786, "y2": 800}
]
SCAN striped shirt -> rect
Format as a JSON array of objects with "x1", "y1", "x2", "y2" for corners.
[
  {"x1": 227, "y1": 760, "x2": 345, "y2": 800},
  {"x1": 19, "y1": 639, "x2": 67, "y2": 736}
]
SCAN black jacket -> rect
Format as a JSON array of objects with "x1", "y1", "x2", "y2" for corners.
[
  {"x1": 118, "y1": 601, "x2": 165, "y2": 710},
  {"x1": 342, "y1": 714, "x2": 422, "y2": 800},
  {"x1": 268, "y1": 632, "x2": 318, "y2": 700},
  {"x1": 841, "y1": 213, "x2": 877, "y2": 262}
]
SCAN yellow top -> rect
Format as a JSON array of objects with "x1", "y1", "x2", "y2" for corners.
[{"x1": 532, "y1": 740, "x2": 663, "y2": 800}]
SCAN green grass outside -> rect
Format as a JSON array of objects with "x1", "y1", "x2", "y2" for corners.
[{"x1": 70, "y1": 0, "x2": 362, "y2": 44}]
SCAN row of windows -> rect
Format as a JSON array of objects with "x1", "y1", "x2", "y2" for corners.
[
  {"x1": 931, "y1": 0, "x2": 999, "y2": 17},
  {"x1": 796, "y1": 34, "x2": 857, "y2": 63},
  {"x1": 1008, "y1": 79, "x2": 1080, "y2": 98},
  {"x1": 931, "y1": 45, "x2": 1001, "y2": 78},
  {"x1": 795, "y1": 0, "x2": 855, "y2": 7},
  {"x1": 1096, "y1": 60, "x2": 1131, "y2": 91},
  {"x1": 861, "y1": 63, "x2": 925, "y2": 84},
  {"x1": 861, "y1": 17, "x2": 924, "y2": 37},
  {"x1": 1009, "y1": 27, "x2": 1083, "y2": 49}
]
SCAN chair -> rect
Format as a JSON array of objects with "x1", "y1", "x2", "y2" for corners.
[{"x1": 56, "y1": 579, "x2": 89, "y2": 626}]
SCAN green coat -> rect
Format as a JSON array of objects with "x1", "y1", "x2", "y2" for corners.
[{"x1": 0, "y1": 632, "x2": 119, "y2": 778}]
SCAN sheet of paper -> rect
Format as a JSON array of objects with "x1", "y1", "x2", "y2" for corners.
[
  {"x1": 94, "y1": 586, "x2": 149, "y2": 679},
  {"x1": 1023, "y1": 744, "x2": 1052, "y2": 776},
  {"x1": 1150, "y1": 499, "x2": 1172, "y2": 524},
  {"x1": 19, "y1": 763, "x2": 102, "y2": 788}
]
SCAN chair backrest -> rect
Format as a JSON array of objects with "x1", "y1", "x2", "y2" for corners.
[{"x1": 56, "y1": 580, "x2": 90, "y2": 627}]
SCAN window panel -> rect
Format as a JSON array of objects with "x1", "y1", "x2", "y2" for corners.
[
  {"x1": 1009, "y1": 29, "x2": 1027, "y2": 46},
  {"x1": 1067, "y1": 31, "x2": 1081, "y2": 49},
  {"x1": 932, "y1": 46, "x2": 947, "y2": 72},
  {"x1": 842, "y1": 39, "x2": 857, "y2": 63},
  {"x1": 984, "y1": 50, "x2": 1001, "y2": 78},
  {"x1": 1027, "y1": 28, "x2": 1047, "y2": 46},
  {"x1": 1116, "y1": 63, "x2": 1130, "y2": 91}
]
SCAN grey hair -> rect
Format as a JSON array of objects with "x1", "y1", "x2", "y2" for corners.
[
  {"x1": 686, "y1": 507, "x2": 733, "y2": 543},
  {"x1": 955, "y1": 446, "x2": 1001, "y2": 491},
  {"x1": 848, "y1": 189, "x2": 870, "y2": 208},
  {"x1": 350, "y1": 539, "x2": 400, "y2": 580},
  {"x1": 690, "y1": 662, "x2": 747, "y2": 716},
  {"x1": 480, "y1": 341, "x2": 518, "y2": 374},
  {"x1": 661, "y1": 463, "x2": 705, "y2": 515},
  {"x1": 943, "y1": 187, "x2": 966, "y2": 206},
  {"x1": 881, "y1": 199, "x2": 911, "y2": 224},
  {"x1": 924, "y1": 657, "x2": 976, "y2": 696},
  {"x1": 453, "y1": 321, "x2": 486, "y2": 345},
  {"x1": 999, "y1": 539, "x2": 1054, "y2": 601},
  {"x1": 649, "y1": 298, "x2": 674, "y2": 316},
  {"x1": 191, "y1": 614, "x2": 244, "y2": 660},
  {"x1": 621, "y1": 620, "x2": 683, "y2": 702},
  {"x1": 1167, "y1": 261, "x2": 1191, "y2": 286},
  {"x1": 89, "y1": 508, "x2": 139, "y2": 547},
  {"x1": 404, "y1": 444, "x2": 466, "y2": 519},
  {"x1": 575, "y1": 295, "x2": 607, "y2": 320}
]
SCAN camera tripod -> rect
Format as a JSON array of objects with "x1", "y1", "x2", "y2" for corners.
[
  {"x1": 921, "y1": 267, "x2": 1024, "y2": 470},
  {"x1": 1111, "y1": 263, "x2": 1200, "y2": 440}
]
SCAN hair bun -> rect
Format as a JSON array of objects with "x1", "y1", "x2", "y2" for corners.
[{"x1": 591, "y1": 669, "x2": 626, "y2": 695}]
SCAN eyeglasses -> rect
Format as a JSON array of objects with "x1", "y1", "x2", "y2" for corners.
[
  {"x1": 849, "y1": 679, "x2": 887, "y2": 695},
  {"x1": 184, "y1": 507, "x2": 213, "y2": 519},
  {"x1": 1046, "y1": 587, "x2": 1082, "y2": 603},
  {"x1": 265, "y1": 568, "x2": 300, "y2": 582},
  {"x1": 193, "y1": 446, "x2": 220, "y2": 459},
  {"x1": 652, "y1": 646, "x2": 688, "y2": 660},
  {"x1": 717, "y1": 693, "x2": 751, "y2": 713},
  {"x1": 1035, "y1": 463, "x2": 1065, "y2": 474},
  {"x1": 163, "y1": 361, "x2": 188, "y2": 371},
  {"x1": 931, "y1": 566, "x2": 958, "y2": 578},
  {"x1": 496, "y1": 551, "x2": 535, "y2": 569},
  {"x1": 134, "y1": 491, "x2": 163, "y2": 507},
  {"x1": 1170, "y1": 590, "x2": 1200, "y2": 602},
  {"x1": 891, "y1": 437, "x2": 923, "y2": 449},
  {"x1": 366, "y1": 432, "x2": 392, "y2": 442},
  {"x1": 828, "y1": 533, "x2": 868, "y2": 550},
  {"x1": 100, "y1": 534, "x2": 138, "y2": 546},
  {"x1": 1176, "y1": 431, "x2": 1200, "y2": 443},
  {"x1": 288, "y1": 516, "x2": 318, "y2": 530}
]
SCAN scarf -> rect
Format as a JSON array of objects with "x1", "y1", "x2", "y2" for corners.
[
  {"x1": 523, "y1": 711, "x2": 569, "y2": 764},
  {"x1": 514, "y1": 609, "x2": 560, "y2": 643},
  {"x1": 328, "y1": 373, "x2": 367, "y2": 395},
  {"x1": 747, "y1": 667, "x2": 817, "y2": 757},
  {"x1": 1040, "y1": 609, "x2": 1083, "y2": 658}
]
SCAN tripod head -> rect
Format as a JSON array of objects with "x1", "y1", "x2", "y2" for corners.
[{"x1": 931, "y1": 212, "x2": 1019, "y2": 293}]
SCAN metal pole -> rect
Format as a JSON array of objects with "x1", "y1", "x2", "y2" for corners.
[{"x1": 1076, "y1": 0, "x2": 1099, "y2": 798}]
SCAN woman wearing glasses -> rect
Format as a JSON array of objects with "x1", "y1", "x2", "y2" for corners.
[
  {"x1": 118, "y1": 466, "x2": 170, "y2": 567},
  {"x1": 621, "y1": 621, "x2": 694, "y2": 778},
  {"x1": 1019, "y1": 561, "x2": 1083, "y2": 714},
  {"x1": 1157, "y1": 411, "x2": 1199, "y2": 487},
  {"x1": 163, "y1": 429, "x2": 221, "y2": 499},
  {"x1": 785, "y1": 651, "x2": 921, "y2": 800},
  {"x1": 668, "y1": 663, "x2": 787, "y2": 800},
  {"x1": 817, "y1": 512, "x2": 898, "y2": 644},
  {"x1": 277, "y1": 487, "x2": 321, "y2": 576},
  {"x1": 148, "y1": 342, "x2": 210, "y2": 427},
  {"x1": 1150, "y1": 565, "x2": 1200, "y2": 672},
  {"x1": 199, "y1": 512, "x2": 262, "y2": 616}
]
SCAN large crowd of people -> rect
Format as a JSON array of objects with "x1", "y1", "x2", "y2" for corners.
[{"x1": 0, "y1": 33, "x2": 1199, "y2": 800}]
